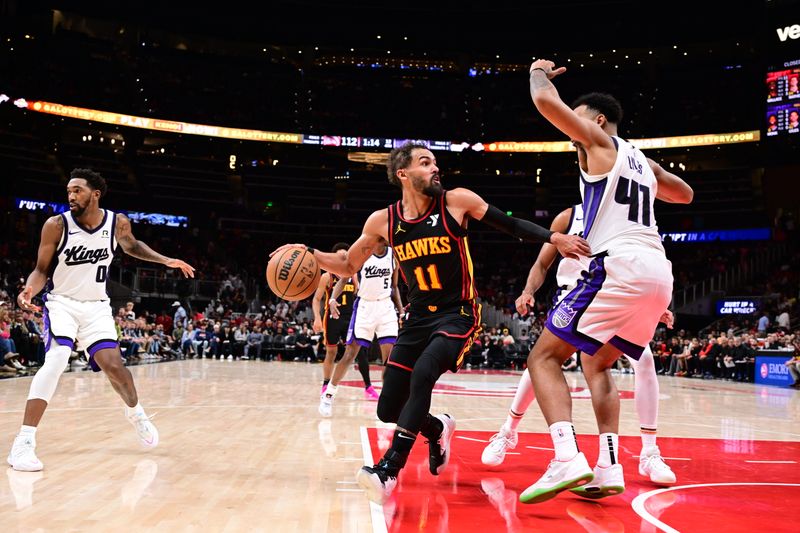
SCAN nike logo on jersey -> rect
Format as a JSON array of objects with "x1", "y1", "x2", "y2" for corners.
[
  {"x1": 427, "y1": 214, "x2": 440, "y2": 227},
  {"x1": 63, "y1": 245, "x2": 110, "y2": 266},
  {"x1": 68, "y1": 230, "x2": 80, "y2": 235}
]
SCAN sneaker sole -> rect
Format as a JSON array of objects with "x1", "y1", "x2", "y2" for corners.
[
  {"x1": 639, "y1": 467, "x2": 677, "y2": 485},
  {"x1": 356, "y1": 468, "x2": 388, "y2": 504},
  {"x1": 519, "y1": 472, "x2": 594, "y2": 504},
  {"x1": 570, "y1": 483, "x2": 625, "y2": 499}
]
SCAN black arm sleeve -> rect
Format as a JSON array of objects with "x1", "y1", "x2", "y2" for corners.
[{"x1": 480, "y1": 204, "x2": 553, "y2": 244}]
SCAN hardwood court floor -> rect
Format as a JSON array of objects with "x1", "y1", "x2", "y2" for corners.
[{"x1": 1, "y1": 360, "x2": 798, "y2": 532}]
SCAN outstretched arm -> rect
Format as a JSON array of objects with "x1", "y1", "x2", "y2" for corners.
[
  {"x1": 270, "y1": 208, "x2": 389, "y2": 278},
  {"x1": 446, "y1": 188, "x2": 591, "y2": 259},
  {"x1": 515, "y1": 208, "x2": 573, "y2": 316},
  {"x1": 311, "y1": 273, "x2": 330, "y2": 332},
  {"x1": 17, "y1": 215, "x2": 63, "y2": 311},
  {"x1": 115, "y1": 214, "x2": 195, "y2": 277},
  {"x1": 648, "y1": 159, "x2": 694, "y2": 204}
]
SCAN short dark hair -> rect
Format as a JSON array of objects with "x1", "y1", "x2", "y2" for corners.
[
  {"x1": 331, "y1": 242, "x2": 349, "y2": 252},
  {"x1": 70, "y1": 168, "x2": 108, "y2": 197},
  {"x1": 386, "y1": 142, "x2": 429, "y2": 187},
  {"x1": 571, "y1": 93, "x2": 623, "y2": 125}
]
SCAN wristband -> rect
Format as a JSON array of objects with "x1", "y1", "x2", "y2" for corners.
[
  {"x1": 306, "y1": 246, "x2": 316, "y2": 255},
  {"x1": 530, "y1": 67, "x2": 546, "y2": 74}
]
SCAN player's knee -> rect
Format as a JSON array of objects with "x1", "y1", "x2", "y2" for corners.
[
  {"x1": 409, "y1": 363, "x2": 438, "y2": 393},
  {"x1": 377, "y1": 398, "x2": 400, "y2": 423},
  {"x1": 27, "y1": 345, "x2": 71, "y2": 402}
]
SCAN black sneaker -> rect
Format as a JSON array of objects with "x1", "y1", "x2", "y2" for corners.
[
  {"x1": 356, "y1": 452, "x2": 402, "y2": 504},
  {"x1": 426, "y1": 414, "x2": 456, "y2": 476}
]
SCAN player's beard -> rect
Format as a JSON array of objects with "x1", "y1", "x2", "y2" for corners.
[
  {"x1": 70, "y1": 201, "x2": 89, "y2": 217},
  {"x1": 414, "y1": 175, "x2": 443, "y2": 198}
]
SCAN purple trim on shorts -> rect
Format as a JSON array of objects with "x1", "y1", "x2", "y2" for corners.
[
  {"x1": 609, "y1": 335, "x2": 645, "y2": 360},
  {"x1": 354, "y1": 337, "x2": 372, "y2": 348},
  {"x1": 545, "y1": 254, "x2": 607, "y2": 356},
  {"x1": 87, "y1": 340, "x2": 119, "y2": 356},
  {"x1": 345, "y1": 297, "x2": 360, "y2": 345},
  {"x1": 377, "y1": 336, "x2": 397, "y2": 345},
  {"x1": 42, "y1": 299, "x2": 76, "y2": 352}
]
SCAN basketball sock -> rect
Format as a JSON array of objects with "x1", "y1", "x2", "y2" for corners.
[
  {"x1": 597, "y1": 433, "x2": 619, "y2": 468},
  {"x1": 322, "y1": 379, "x2": 330, "y2": 387},
  {"x1": 641, "y1": 427, "x2": 658, "y2": 450},
  {"x1": 390, "y1": 428, "x2": 417, "y2": 462},
  {"x1": 325, "y1": 384, "x2": 338, "y2": 397},
  {"x1": 504, "y1": 409, "x2": 525, "y2": 433},
  {"x1": 549, "y1": 421, "x2": 579, "y2": 461},
  {"x1": 19, "y1": 425, "x2": 36, "y2": 436},
  {"x1": 508, "y1": 371, "x2": 535, "y2": 426},
  {"x1": 357, "y1": 350, "x2": 371, "y2": 388},
  {"x1": 126, "y1": 402, "x2": 145, "y2": 417},
  {"x1": 419, "y1": 413, "x2": 444, "y2": 440}
]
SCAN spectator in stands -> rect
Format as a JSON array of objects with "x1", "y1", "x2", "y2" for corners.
[
  {"x1": 777, "y1": 308, "x2": 791, "y2": 330},
  {"x1": 757, "y1": 311, "x2": 770, "y2": 334},
  {"x1": 786, "y1": 354, "x2": 800, "y2": 388},
  {"x1": 181, "y1": 323, "x2": 195, "y2": 357},
  {"x1": 244, "y1": 326, "x2": 263, "y2": 360},
  {"x1": 125, "y1": 302, "x2": 136, "y2": 321},
  {"x1": 173, "y1": 300, "x2": 187, "y2": 329},
  {"x1": 294, "y1": 325, "x2": 313, "y2": 362},
  {"x1": 233, "y1": 324, "x2": 248, "y2": 359}
]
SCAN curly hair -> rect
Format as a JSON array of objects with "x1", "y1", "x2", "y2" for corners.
[{"x1": 70, "y1": 168, "x2": 108, "y2": 197}]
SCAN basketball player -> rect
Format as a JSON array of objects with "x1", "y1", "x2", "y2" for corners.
[
  {"x1": 481, "y1": 204, "x2": 676, "y2": 487},
  {"x1": 8, "y1": 168, "x2": 195, "y2": 471},
  {"x1": 271, "y1": 142, "x2": 589, "y2": 504},
  {"x1": 311, "y1": 243, "x2": 358, "y2": 394},
  {"x1": 518, "y1": 60, "x2": 693, "y2": 504},
  {"x1": 319, "y1": 242, "x2": 404, "y2": 416}
]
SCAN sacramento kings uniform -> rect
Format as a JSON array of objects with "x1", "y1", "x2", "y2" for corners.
[
  {"x1": 546, "y1": 137, "x2": 673, "y2": 359},
  {"x1": 346, "y1": 249, "x2": 399, "y2": 347},
  {"x1": 43, "y1": 209, "x2": 120, "y2": 369},
  {"x1": 323, "y1": 275, "x2": 355, "y2": 346},
  {"x1": 387, "y1": 192, "x2": 481, "y2": 372}
]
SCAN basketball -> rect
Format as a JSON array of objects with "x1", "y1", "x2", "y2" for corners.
[{"x1": 266, "y1": 246, "x2": 320, "y2": 301}]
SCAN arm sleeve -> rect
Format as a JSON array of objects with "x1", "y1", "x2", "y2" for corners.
[{"x1": 480, "y1": 204, "x2": 554, "y2": 244}]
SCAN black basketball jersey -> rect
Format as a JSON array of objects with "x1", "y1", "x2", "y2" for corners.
[
  {"x1": 387, "y1": 191, "x2": 476, "y2": 313},
  {"x1": 323, "y1": 274, "x2": 356, "y2": 318}
]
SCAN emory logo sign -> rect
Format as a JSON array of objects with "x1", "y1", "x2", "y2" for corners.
[{"x1": 777, "y1": 24, "x2": 800, "y2": 42}]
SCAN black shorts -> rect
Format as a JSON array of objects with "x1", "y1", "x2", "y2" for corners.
[
  {"x1": 388, "y1": 302, "x2": 481, "y2": 373},
  {"x1": 324, "y1": 315, "x2": 351, "y2": 346}
]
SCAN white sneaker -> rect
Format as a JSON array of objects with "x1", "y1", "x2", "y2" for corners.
[
  {"x1": 356, "y1": 460, "x2": 399, "y2": 504},
  {"x1": 7, "y1": 434, "x2": 44, "y2": 472},
  {"x1": 126, "y1": 409, "x2": 159, "y2": 448},
  {"x1": 428, "y1": 414, "x2": 455, "y2": 475},
  {"x1": 318, "y1": 393, "x2": 333, "y2": 417},
  {"x1": 481, "y1": 427, "x2": 518, "y2": 466},
  {"x1": 570, "y1": 463, "x2": 625, "y2": 499},
  {"x1": 519, "y1": 452, "x2": 593, "y2": 504},
  {"x1": 639, "y1": 447, "x2": 677, "y2": 485}
]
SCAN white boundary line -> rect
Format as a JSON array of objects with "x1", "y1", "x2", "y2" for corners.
[
  {"x1": 360, "y1": 426, "x2": 388, "y2": 533},
  {"x1": 631, "y1": 482, "x2": 800, "y2": 533},
  {"x1": 745, "y1": 460, "x2": 797, "y2": 464}
]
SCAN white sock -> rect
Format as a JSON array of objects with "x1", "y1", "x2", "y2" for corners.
[
  {"x1": 126, "y1": 402, "x2": 145, "y2": 416},
  {"x1": 326, "y1": 385, "x2": 338, "y2": 397},
  {"x1": 19, "y1": 425, "x2": 37, "y2": 436},
  {"x1": 641, "y1": 427, "x2": 658, "y2": 451},
  {"x1": 504, "y1": 410, "x2": 524, "y2": 433},
  {"x1": 549, "y1": 421, "x2": 578, "y2": 461},
  {"x1": 597, "y1": 433, "x2": 619, "y2": 467}
]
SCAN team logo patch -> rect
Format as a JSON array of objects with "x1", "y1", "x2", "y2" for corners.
[
  {"x1": 428, "y1": 305, "x2": 438, "y2": 312},
  {"x1": 552, "y1": 303, "x2": 577, "y2": 329}
]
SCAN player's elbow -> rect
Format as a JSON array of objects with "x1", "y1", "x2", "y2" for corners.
[{"x1": 677, "y1": 185, "x2": 694, "y2": 204}]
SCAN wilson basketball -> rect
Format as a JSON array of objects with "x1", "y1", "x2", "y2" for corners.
[{"x1": 266, "y1": 246, "x2": 320, "y2": 301}]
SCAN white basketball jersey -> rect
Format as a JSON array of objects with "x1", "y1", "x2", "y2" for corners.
[
  {"x1": 579, "y1": 136, "x2": 664, "y2": 255},
  {"x1": 51, "y1": 210, "x2": 116, "y2": 301},
  {"x1": 555, "y1": 204, "x2": 586, "y2": 288},
  {"x1": 357, "y1": 249, "x2": 394, "y2": 301}
]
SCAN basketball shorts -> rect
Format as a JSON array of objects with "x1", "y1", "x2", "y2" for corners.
[
  {"x1": 546, "y1": 250, "x2": 673, "y2": 360},
  {"x1": 43, "y1": 293, "x2": 120, "y2": 360},
  {"x1": 388, "y1": 301, "x2": 482, "y2": 373},
  {"x1": 324, "y1": 315, "x2": 350, "y2": 347},
  {"x1": 346, "y1": 297, "x2": 399, "y2": 347}
]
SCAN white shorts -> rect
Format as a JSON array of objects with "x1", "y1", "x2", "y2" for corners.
[
  {"x1": 43, "y1": 293, "x2": 119, "y2": 357},
  {"x1": 546, "y1": 250, "x2": 673, "y2": 359},
  {"x1": 346, "y1": 297, "x2": 399, "y2": 347}
]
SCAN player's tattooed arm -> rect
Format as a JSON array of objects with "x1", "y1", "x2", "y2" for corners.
[{"x1": 115, "y1": 214, "x2": 195, "y2": 277}]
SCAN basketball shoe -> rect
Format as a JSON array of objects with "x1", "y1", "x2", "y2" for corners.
[
  {"x1": 639, "y1": 446, "x2": 676, "y2": 485},
  {"x1": 7, "y1": 434, "x2": 43, "y2": 472},
  {"x1": 357, "y1": 450, "x2": 403, "y2": 504},
  {"x1": 319, "y1": 392, "x2": 334, "y2": 417},
  {"x1": 519, "y1": 452, "x2": 593, "y2": 504},
  {"x1": 427, "y1": 414, "x2": 455, "y2": 475},
  {"x1": 126, "y1": 407, "x2": 159, "y2": 448},
  {"x1": 570, "y1": 463, "x2": 625, "y2": 499},
  {"x1": 481, "y1": 427, "x2": 518, "y2": 466},
  {"x1": 364, "y1": 386, "x2": 379, "y2": 401}
]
